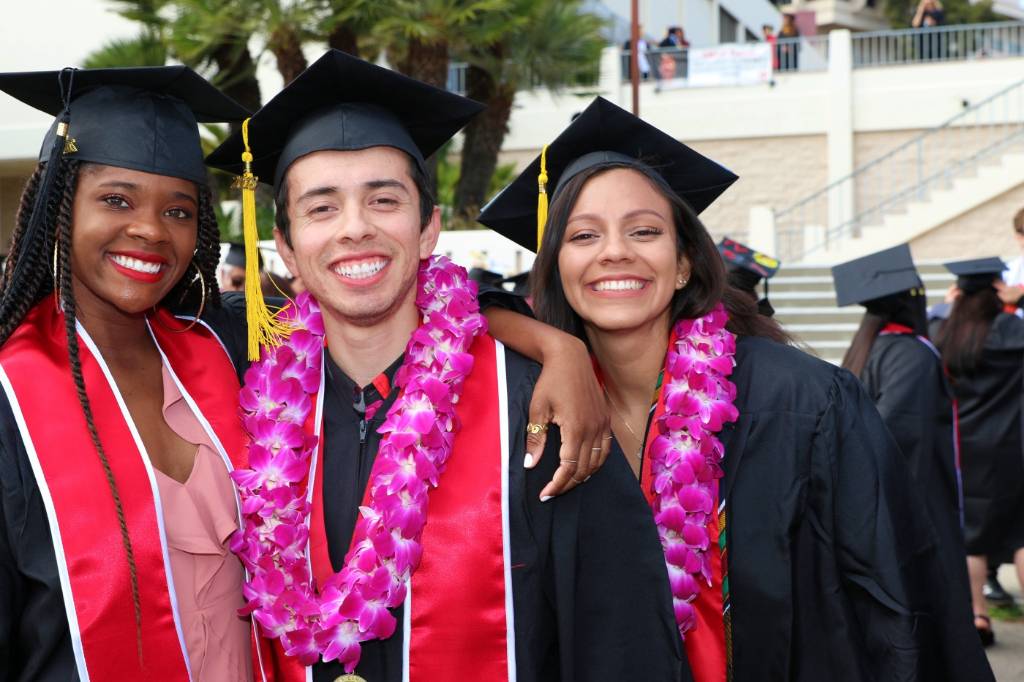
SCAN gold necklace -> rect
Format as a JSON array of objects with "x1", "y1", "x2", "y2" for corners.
[{"x1": 603, "y1": 386, "x2": 644, "y2": 463}]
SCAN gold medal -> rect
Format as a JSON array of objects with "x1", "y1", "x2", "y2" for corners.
[{"x1": 333, "y1": 676, "x2": 368, "y2": 682}]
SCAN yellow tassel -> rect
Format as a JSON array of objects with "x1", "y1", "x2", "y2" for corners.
[
  {"x1": 537, "y1": 144, "x2": 549, "y2": 251},
  {"x1": 234, "y1": 118, "x2": 293, "y2": 361}
]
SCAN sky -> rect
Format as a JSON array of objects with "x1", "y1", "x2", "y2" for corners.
[{"x1": 0, "y1": 0, "x2": 139, "y2": 126}]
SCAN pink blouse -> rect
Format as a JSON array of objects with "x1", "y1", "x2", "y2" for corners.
[{"x1": 155, "y1": 367, "x2": 253, "y2": 681}]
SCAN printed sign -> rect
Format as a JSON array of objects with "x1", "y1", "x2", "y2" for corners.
[{"x1": 688, "y1": 42, "x2": 773, "y2": 87}]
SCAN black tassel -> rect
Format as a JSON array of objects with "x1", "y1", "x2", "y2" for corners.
[{"x1": 1, "y1": 69, "x2": 75, "y2": 311}]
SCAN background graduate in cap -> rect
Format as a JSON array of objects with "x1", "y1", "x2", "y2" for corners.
[
  {"x1": 0, "y1": 67, "x2": 272, "y2": 681},
  {"x1": 208, "y1": 50, "x2": 677, "y2": 681},
  {"x1": 478, "y1": 95, "x2": 994, "y2": 682},
  {"x1": 934, "y1": 256, "x2": 1024, "y2": 646},
  {"x1": 717, "y1": 237, "x2": 780, "y2": 317},
  {"x1": 833, "y1": 245, "x2": 990, "y2": 667}
]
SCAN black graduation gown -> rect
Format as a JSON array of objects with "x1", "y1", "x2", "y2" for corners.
[
  {"x1": 473, "y1": 289, "x2": 996, "y2": 680},
  {"x1": 670, "y1": 335, "x2": 991, "y2": 681},
  {"x1": 858, "y1": 334, "x2": 987, "y2": 681},
  {"x1": 945, "y1": 313, "x2": 1024, "y2": 555},
  {"x1": 313, "y1": 346, "x2": 688, "y2": 682},
  {"x1": 0, "y1": 297, "x2": 253, "y2": 682}
]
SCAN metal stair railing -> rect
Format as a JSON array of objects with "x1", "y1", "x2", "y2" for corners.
[
  {"x1": 774, "y1": 76, "x2": 1024, "y2": 262},
  {"x1": 851, "y1": 21, "x2": 1024, "y2": 68}
]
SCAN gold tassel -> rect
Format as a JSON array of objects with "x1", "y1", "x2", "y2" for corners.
[
  {"x1": 234, "y1": 118, "x2": 292, "y2": 360},
  {"x1": 536, "y1": 144, "x2": 549, "y2": 251}
]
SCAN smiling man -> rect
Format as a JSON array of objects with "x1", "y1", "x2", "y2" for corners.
[{"x1": 207, "y1": 51, "x2": 687, "y2": 682}]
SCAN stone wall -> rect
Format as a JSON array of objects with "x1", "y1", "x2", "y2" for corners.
[
  {"x1": 499, "y1": 133, "x2": 830, "y2": 245},
  {"x1": 910, "y1": 180, "x2": 1024, "y2": 261},
  {"x1": 0, "y1": 174, "x2": 28, "y2": 252}
]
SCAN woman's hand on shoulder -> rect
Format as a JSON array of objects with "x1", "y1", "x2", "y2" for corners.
[{"x1": 527, "y1": 333, "x2": 612, "y2": 500}]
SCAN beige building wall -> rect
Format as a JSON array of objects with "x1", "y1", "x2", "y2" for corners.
[
  {"x1": 687, "y1": 134, "x2": 827, "y2": 242},
  {"x1": 910, "y1": 181, "x2": 1024, "y2": 261},
  {"x1": 0, "y1": 174, "x2": 30, "y2": 253},
  {"x1": 501, "y1": 124, "x2": 1020, "y2": 258},
  {"x1": 500, "y1": 134, "x2": 830, "y2": 244}
]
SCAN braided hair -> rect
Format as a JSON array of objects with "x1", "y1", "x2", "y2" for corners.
[{"x1": 0, "y1": 157, "x2": 223, "y2": 654}]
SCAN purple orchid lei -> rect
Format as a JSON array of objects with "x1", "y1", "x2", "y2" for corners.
[
  {"x1": 229, "y1": 256, "x2": 487, "y2": 672},
  {"x1": 648, "y1": 303, "x2": 739, "y2": 639}
]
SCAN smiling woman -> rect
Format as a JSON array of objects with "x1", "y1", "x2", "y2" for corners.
[
  {"x1": 0, "y1": 67, "x2": 272, "y2": 682},
  {"x1": 478, "y1": 96, "x2": 995, "y2": 682}
]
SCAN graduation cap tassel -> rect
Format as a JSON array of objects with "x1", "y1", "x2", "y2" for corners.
[
  {"x1": 536, "y1": 144, "x2": 549, "y2": 251},
  {"x1": 235, "y1": 118, "x2": 292, "y2": 360}
]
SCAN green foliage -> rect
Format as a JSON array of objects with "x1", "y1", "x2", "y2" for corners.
[
  {"x1": 374, "y1": 0, "x2": 512, "y2": 46},
  {"x1": 457, "y1": 0, "x2": 605, "y2": 90},
  {"x1": 884, "y1": 0, "x2": 1004, "y2": 28},
  {"x1": 81, "y1": 35, "x2": 168, "y2": 68},
  {"x1": 84, "y1": 0, "x2": 606, "y2": 234},
  {"x1": 989, "y1": 601, "x2": 1023, "y2": 622},
  {"x1": 437, "y1": 145, "x2": 517, "y2": 230}
]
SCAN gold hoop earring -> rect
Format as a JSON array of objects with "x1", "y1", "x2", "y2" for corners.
[
  {"x1": 52, "y1": 238, "x2": 60, "y2": 293},
  {"x1": 152, "y1": 266, "x2": 206, "y2": 333}
]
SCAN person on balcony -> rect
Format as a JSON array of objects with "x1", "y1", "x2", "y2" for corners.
[
  {"x1": 913, "y1": 0, "x2": 946, "y2": 60},
  {"x1": 777, "y1": 14, "x2": 800, "y2": 71},
  {"x1": 622, "y1": 27, "x2": 652, "y2": 81}
]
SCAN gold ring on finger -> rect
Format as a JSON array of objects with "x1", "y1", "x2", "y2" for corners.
[{"x1": 526, "y1": 422, "x2": 548, "y2": 435}]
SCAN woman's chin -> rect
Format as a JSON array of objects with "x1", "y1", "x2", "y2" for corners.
[{"x1": 583, "y1": 312, "x2": 664, "y2": 335}]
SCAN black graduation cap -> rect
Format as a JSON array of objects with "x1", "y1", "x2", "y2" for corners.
[
  {"x1": 944, "y1": 257, "x2": 1006, "y2": 293},
  {"x1": 718, "y1": 237, "x2": 780, "y2": 280},
  {"x1": 223, "y1": 242, "x2": 248, "y2": 269},
  {"x1": 0, "y1": 66, "x2": 249, "y2": 184},
  {"x1": 476, "y1": 96, "x2": 738, "y2": 253},
  {"x1": 832, "y1": 244, "x2": 923, "y2": 307},
  {"x1": 501, "y1": 271, "x2": 531, "y2": 296},
  {"x1": 205, "y1": 49, "x2": 484, "y2": 187},
  {"x1": 468, "y1": 267, "x2": 505, "y2": 287},
  {"x1": 0, "y1": 66, "x2": 247, "y2": 318}
]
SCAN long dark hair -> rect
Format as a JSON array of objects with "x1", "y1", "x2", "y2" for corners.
[
  {"x1": 935, "y1": 284, "x2": 1002, "y2": 378},
  {"x1": 531, "y1": 162, "x2": 789, "y2": 345},
  {"x1": 841, "y1": 288, "x2": 928, "y2": 376},
  {"x1": 0, "y1": 157, "x2": 222, "y2": 648}
]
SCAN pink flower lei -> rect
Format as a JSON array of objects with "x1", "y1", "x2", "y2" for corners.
[
  {"x1": 229, "y1": 256, "x2": 487, "y2": 672},
  {"x1": 648, "y1": 303, "x2": 739, "y2": 639}
]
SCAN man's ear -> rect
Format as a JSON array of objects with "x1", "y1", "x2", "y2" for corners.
[
  {"x1": 275, "y1": 227, "x2": 298, "y2": 278},
  {"x1": 419, "y1": 206, "x2": 441, "y2": 259}
]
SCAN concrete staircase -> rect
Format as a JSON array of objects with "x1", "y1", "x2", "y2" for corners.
[
  {"x1": 815, "y1": 150, "x2": 1024, "y2": 263},
  {"x1": 770, "y1": 261, "x2": 954, "y2": 364}
]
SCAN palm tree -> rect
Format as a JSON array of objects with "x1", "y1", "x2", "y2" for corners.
[
  {"x1": 373, "y1": 0, "x2": 512, "y2": 198},
  {"x1": 82, "y1": 35, "x2": 169, "y2": 68},
  {"x1": 164, "y1": 0, "x2": 263, "y2": 112},
  {"x1": 452, "y1": 0, "x2": 604, "y2": 223},
  {"x1": 316, "y1": 0, "x2": 383, "y2": 58},
  {"x1": 83, "y1": 0, "x2": 169, "y2": 67}
]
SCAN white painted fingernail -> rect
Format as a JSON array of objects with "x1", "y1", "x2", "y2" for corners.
[
  {"x1": 540, "y1": 495, "x2": 553, "y2": 502},
  {"x1": 524, "y1": 453, "x2": 535, "y2": 469}
]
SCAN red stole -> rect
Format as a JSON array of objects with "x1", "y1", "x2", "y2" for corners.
[
  {"x1": 639, "y1": 328, "x2": 727, "y2": 682},
  {"x1": 274, "y1": 334, "x2": 514, "y2": 681},
  {"x1": 0, "y1": 297, "x2": 255, "y2": 680}
]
